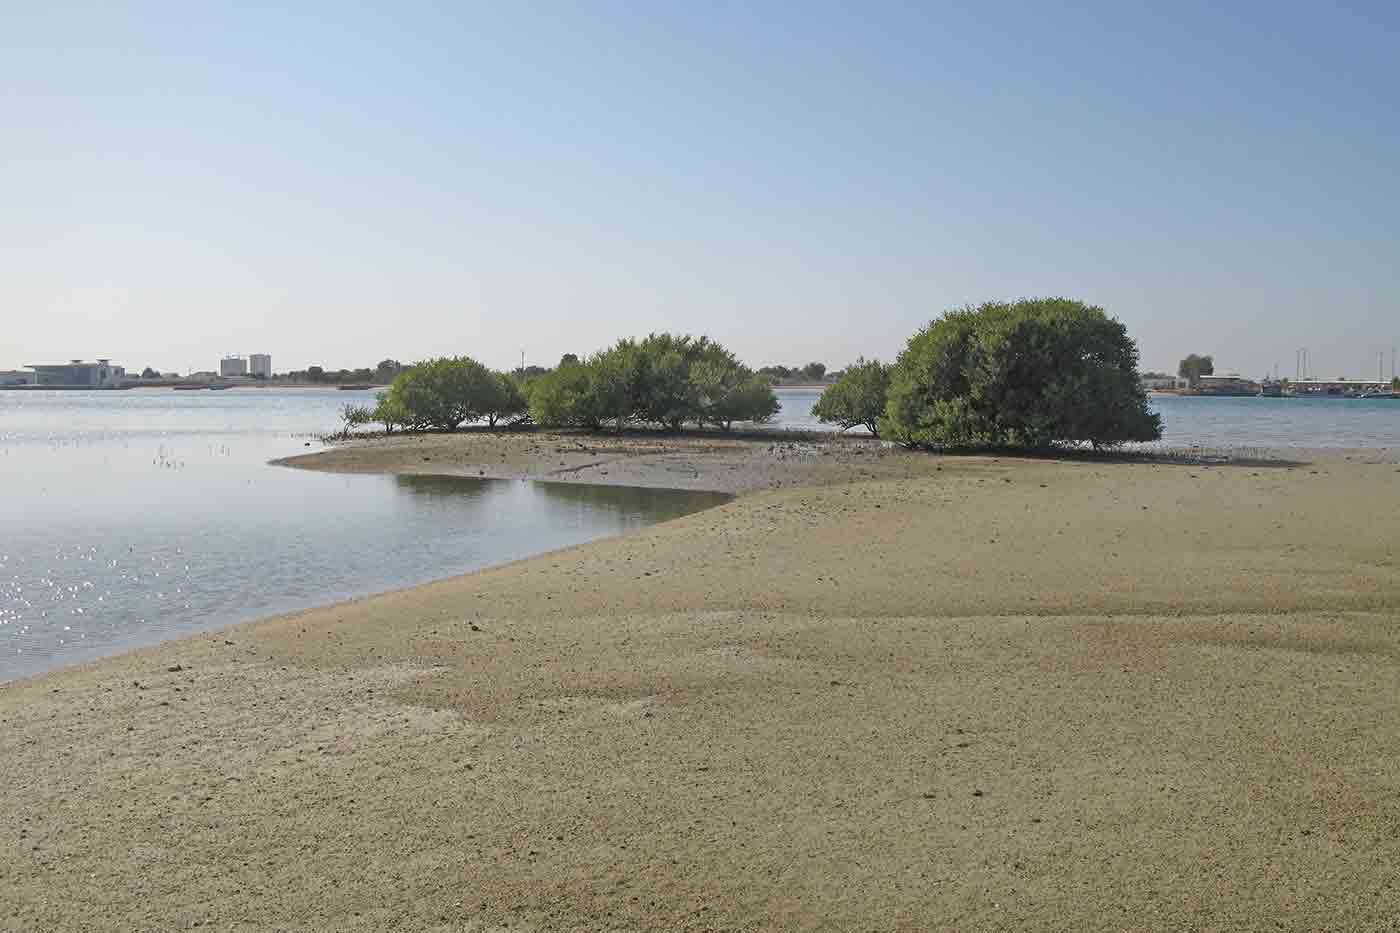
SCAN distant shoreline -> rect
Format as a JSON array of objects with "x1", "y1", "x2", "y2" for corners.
[{"x1": 0, "y1": 382, "x2": 388, "y2": 391}]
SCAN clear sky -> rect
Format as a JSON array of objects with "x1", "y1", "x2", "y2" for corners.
[{"x1": 4, "y1": 2, "x2": 1397, "y2": 378}]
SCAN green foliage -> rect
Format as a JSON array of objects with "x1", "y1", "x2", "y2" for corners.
[
  {"x1": 690, "y1": 343, "x2": 779, "y2": 429},
  {"x1": 525, "y1": 333, "x2": 778, "y2": 430},
  {"x1": 527, "y1": 359, "x2": 610, "y2": 429},
  {"x1": 383, "y1": 356, "x2": 502, "y2": 431},
  {"x1": 812, "y1": 357, "x2": 891, "y2": 435},
  {"x1": 878, "y1": 298, "x2": 1162, "y2": 450},
  {"x1": 623, "y1": 334, "x2": 696, "y2": 430},
  {"x1": 340, "y1": 403, "x2": 375, "y2": 437},
  {"x1": 758, "y1": 363, "x2": 832, "y2": 385},
  {"x1": 704, "y1": 376, "x2": 780, "y2": 429},
  {"x1": 371, "y1": 391, "x2": 408, "y2": 434},
  {"x1": 1393, "y1": 376, "x2": 1400, "y2": 391},
  {"x1": 1177, "y1": 353, "x2": 1215, "y2": 386},
  {"x1": 483, "y1": 372, "x2": 529, "y2": 427},
  {"x1": 877, "y1": 308, "x2": 983, "y2": 445}
]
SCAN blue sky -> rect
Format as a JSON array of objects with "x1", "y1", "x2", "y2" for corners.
[{"x1": 3, "y1": 2, "x2": 1397, "y2": 378}]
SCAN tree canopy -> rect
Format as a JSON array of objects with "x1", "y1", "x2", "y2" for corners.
[
  {"x1": 526, "y1": 334, "x2": 777, "y2": 431},
  {"x1": 1177, "y1": 354, "x2": 1215, "y2": 386},
  {"x1": 878, "y1": 298, "x2": 1162, "y2": 449},
  {"x1": 383, "y1": 357, "x2": 505, "y2": 431},
  {"x1": 812, "y1": 357, "x2": 890, "y2": 435},
  {"x1": 757, "y1": 363, "x2": 834, "y2": 385}
]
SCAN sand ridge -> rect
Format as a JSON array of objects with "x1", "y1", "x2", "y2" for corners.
[
  {"x1": 4, "y1": 434, "x2": 1400, "y2": 931},
  {"x1": 274, "y1": 428, "x2": 917, "y2": 495}
]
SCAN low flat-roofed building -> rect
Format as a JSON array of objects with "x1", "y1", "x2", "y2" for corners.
[
  {"x1": 26, "y1": 359, "x2": 126, "y2": 387},
  {"x1": 0, "y1": 370, "x2": 38, "y2": 386},
  {"x1": 1194, "y1": 373, "x2": 1260, "y2": 396}
]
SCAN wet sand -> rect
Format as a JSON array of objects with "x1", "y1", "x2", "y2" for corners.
[
  {"x1": 5, "y1": 433, "x2": 1400, "y2": 931},
  {"x1": 274, "y1": 428, "x2": 906, "y2": 495}
]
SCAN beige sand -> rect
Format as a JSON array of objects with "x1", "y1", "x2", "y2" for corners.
[
  {"x1": 273, "y1": 428, "x2": 917, "y2": 495},
  {"x1": 4, "y1": 433, "x2": 1400, "y2": 931}
]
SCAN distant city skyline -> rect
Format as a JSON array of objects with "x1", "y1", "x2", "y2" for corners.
[
  {"x1": 4, "y1": 4, "x2": 1396, "y2": 380},
  {"x1": 9, "y1": 341, "x2": 1400, "y2": 384}
]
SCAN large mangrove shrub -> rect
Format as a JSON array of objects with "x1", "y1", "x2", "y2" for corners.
[
  {"x1": 878, "y1": 298, "x2": 1162, "y2": 449},
  {"x1": 384, "y1": 356, "x2": 508, "y2": 431},
  {"x1": 527, "y1": 356, "x2": 624, "y2": 429},
  {"x1": 483, "y1": 372, "x2": 529, "y2": 427},
  {"x1": 812, "y1": 357, "x2": 890, "y2": 435},
  {"x1": 527, "y1": 333, "x2": 778, "y2": 430},
  {"x1": 684, "y1": 341, "x2": 776, "y2": 430}
]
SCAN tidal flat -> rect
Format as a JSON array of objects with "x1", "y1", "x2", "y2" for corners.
[{"x1": 4, "y1": 433, "x2": 1400, "y2": 930}]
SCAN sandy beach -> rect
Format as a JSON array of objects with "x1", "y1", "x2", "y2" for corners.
[
  {"x1": 5, "y1": 432, "x2": 1400, "y2": 931},
  {"x1": 273, "y1": 428, "x2": 913, "y2": 496}
]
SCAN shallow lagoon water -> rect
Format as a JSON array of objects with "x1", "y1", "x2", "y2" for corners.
[
  {"x1": 0, "y1": 390, "x2": 725, "y2": 681},
  {"x1": 5, "y1": 385, "x2": 1398, "y2": 680}
]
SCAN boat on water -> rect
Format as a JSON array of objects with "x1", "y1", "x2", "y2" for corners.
[
  {"x1": 1357, "y1": 391, "x2": 1400, "y2": 400},
  {"x1": 338, "y1": 384, "x2": 376, "y2": 390},
  {"x1": 173, "y1": 385, "x2": 207, "y2": 391},
  {"x1": 207, "y1": 383, "x2": 233, "y2": 391}
]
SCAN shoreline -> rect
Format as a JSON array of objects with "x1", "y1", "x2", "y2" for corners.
[
  {"x1": 273, "y1": 427, "x2": 902, "y2": 496},
  {"x1": 276, "y1": 427, "x2": 1391, "y2": 495},
  {"x1": 7, "y1": 434, "x2": 1400, "y2": 929}
]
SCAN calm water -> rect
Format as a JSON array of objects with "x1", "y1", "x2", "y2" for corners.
[
  {"x1": 4, "y1": 386, "x2": 1398, "y2": 681},
  {"x1": 773, "y1": 388, "x2": 1400, "y2": 449},
  {"x1": 0, "y1": 390, "x2": 725, "y2": 682}
]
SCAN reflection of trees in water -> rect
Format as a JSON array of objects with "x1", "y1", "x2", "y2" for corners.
[
  {"x1": 392, "y1": 473, "x2": 728, "y2": 522},
  {"x1": 533, "y1": 480, "x2": 729, "y2": 521},
  {"x1": 393, "y1": 473, "x2": 494, "y2": 500}
]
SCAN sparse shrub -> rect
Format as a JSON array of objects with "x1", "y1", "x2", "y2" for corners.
[
  {"x1": 371, "y1": 391, "x2": 408, "y2": 434},
  {"x1": 339, "y1": 404, "x2": 375, "y2": 438}
]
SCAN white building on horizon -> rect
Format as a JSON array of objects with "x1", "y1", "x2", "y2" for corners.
[
  {"x1": 249, "y1": 353, "x2": 272, "y2": 378},
  {"x1": 220, "y1": 356, "x2": 248, "y2": 377},
  {"x1": 0, "y1": 370, "x2": 38, "y2": 386},
  {"x1": 26, "y1": 359, "x2": 126, "y2": 387}
]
